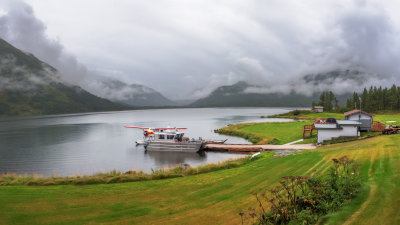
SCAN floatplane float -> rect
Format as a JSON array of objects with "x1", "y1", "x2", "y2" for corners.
[{"x1": 124, "y1": 126, "x2": 226, "y2": 152}]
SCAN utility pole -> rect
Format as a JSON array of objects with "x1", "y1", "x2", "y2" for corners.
[
  {"x1": 359, "y1": 96, "x2": 362, "y2": 120},
  {"x1": 359, "y1": 96, "x2": 362, "y2": 137}
]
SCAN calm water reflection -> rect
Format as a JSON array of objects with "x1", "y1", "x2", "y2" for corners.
[{"x1": 0, "y1": 107, "x2": 295, "y2": 176}]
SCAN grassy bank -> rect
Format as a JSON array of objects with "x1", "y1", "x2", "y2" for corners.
[
  {"x1": 0, "y1": 157, "x2": 250, "y2": 186},
  {"x1": 0, "y1": 135, "x2": 399, "y2": 224},
  {"x1": 216, "y1": 121, "x2": 316, "y2": 144},
  {"x1": 266, "y1": 110, "x2": 343, "y2": 120}
]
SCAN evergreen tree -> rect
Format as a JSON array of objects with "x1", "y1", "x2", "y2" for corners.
[
  {"x1": 344, "y1": 84, "x2": 400, "y2": 112},
  {"x1": 346, "y1": 98, "x2": 353, "y2": 109},
  {"x1": 318, "y1": 91, "x2": 338, "y2": 111},
  {"x1": 388, "y1": 85, "x2": 397, "y2": 110},
  {"x1": 361, "y1": 88, "x2": 368, "y2": 111},
  {"x1": 352, "y1": 92, "x2": 360, "y2": 109}
]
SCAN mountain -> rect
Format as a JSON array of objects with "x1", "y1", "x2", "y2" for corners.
[
  {"x1": 90, "y1": 79, "x2": 176, "y2": 107},
  {"x1": 303, "y1": 70, "x2": 365, "y2": 85},
  {"x1": 190, "y1": 81, "x2": 351, "y2": 107},
  {"x1": 0, "y1": 38, "x2": 129, "y2": 116}
]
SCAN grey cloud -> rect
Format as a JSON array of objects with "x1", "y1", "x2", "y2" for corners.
[
  {"x1": 0, "y1": 0, "x2": 87, "y2": 85},
  {"x1": 2, "y1": 0, "x2": 400, "y2": 101}
]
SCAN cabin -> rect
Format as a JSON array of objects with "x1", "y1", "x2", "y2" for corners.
[
  {"x1": 344, "y1": 110, "x2": 373, "y2": 131},
  {"x1": 313, "y1": 106, "x2": 324, "y2": 113},
  {"x1": 314, "y1": 118, "x2": 361, "y2": 143}
]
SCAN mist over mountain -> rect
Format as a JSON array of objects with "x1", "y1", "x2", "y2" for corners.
[
  {"x1": 2, "y1": 0, "x2": 400, "y2": 101},
  {"x1": 191, "y1": 81, "x2": 352, "y2": 107},
  {"x1": 1, "y1": 0, "x2": 400, "y2": 111},
  {"x1": 86, "y1": 78, "x2": 176, "y2": 107},
  {"x1": 0, "y1": 38, "x2": 128, "y2": 116}
]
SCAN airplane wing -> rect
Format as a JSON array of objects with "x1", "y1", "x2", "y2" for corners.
[
  {"x1": 124, "y1": 126, "x2": 188, "y2": 130},
  {"x1": 154, "y1": 127, "x2": 187, "y2": 130},
  {"x1": 124, "y1": 126, "x2": 150, "y2": 129}
]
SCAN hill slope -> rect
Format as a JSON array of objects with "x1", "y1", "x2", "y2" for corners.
[
  {"x1": 191, "y1": 81, "x2": 351, "y2": 107},
  {"x1": 0, "y1": 38, "x2": 128, "y2": 116},
  {"x1": 91, "y1": 79, "x2": 176, "y2": 107}
]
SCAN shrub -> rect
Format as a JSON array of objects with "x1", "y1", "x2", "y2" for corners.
[
  {"x1": 240, "y1": 156, "x2": 361, "y2": 224},
  {"x1": 323, "y1": 136, "x2": 359, "y2": 145}
]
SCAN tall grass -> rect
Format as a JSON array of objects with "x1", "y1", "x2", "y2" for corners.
[{"x1": 0, "y1": 156, "x2": 252, "y2": 186}]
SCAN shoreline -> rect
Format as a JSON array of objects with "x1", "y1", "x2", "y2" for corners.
[
  {"x1": 0, "y1": 154, "x2": 254, "y2": 186},
  {"x1": 1, "y1": 111, "x2": 400, "y2": 224},
  {"x1": 2, "y1": 109, "x2": 389, "y2": 184}
]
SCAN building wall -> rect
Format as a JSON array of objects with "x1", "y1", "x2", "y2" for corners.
[
  {"x1": 346, "y1": 113, "x2": 372, "y2": 131},
  {"x1": 317, "y1": 125, "x2": 359, "y2": 143},
  {"x1": 314, "y1": 108, "x2": 323, "y2": 113}
]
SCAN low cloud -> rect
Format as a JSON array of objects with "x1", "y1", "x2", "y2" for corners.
[{"x1": 2, "y1": 0, "x2": 400, "y2": 100}]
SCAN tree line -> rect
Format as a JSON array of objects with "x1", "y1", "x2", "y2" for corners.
[
  {"x1": 314, "y1": 85, "x2": 400, "y2": 112},
  {"x1": 312, "y1": 91, "x2": 338, "y2": 111}
]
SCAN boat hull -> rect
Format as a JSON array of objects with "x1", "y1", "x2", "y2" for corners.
[{"x1": 145, "y1": 141, "x2": 203, "y2": 152}]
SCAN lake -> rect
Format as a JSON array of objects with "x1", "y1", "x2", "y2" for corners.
[{"x1": 0, "y1": 107, "x2": 295, "y2": 176}]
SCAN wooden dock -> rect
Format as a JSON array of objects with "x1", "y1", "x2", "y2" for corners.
[{"x1": 204, "y1": 143, "x2": 316, "y2": 152}]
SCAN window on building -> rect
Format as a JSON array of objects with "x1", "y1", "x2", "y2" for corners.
[{"x1": 158, "y1": 134, "x2": 165, "y2": 139}]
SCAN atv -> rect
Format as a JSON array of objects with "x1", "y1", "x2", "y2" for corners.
[{"x1": 382, "y1": 125, "x2": 399, "y2": 135}]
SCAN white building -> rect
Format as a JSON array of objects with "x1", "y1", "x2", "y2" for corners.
[
  {"x1": 315, "y1": 119, "x2": 361, "y2": 143},
  {"x1": 313, "y1": 106, "x2": 324, "y2": 113},
  {"x1": 344, "y1": 110, "x2": 373, "y2": 131}
]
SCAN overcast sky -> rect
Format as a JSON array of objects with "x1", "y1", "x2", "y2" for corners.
[{"x1": 2, "y1": 0, "x2": 400, "y2": 99}]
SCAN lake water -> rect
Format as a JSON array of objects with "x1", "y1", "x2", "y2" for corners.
[{"x1": 0, "y1": 107, "x2": 295, "y2": 176}]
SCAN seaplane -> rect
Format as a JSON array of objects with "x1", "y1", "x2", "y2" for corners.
[{"x1": 124, "y1": 126, "x2": 205, "y2": 152}]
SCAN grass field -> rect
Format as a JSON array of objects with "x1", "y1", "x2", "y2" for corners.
[
  {"x1": 374, "y1": 114, "x2": 400, "y2": 126},
  {"x1": 267, "y1": 110, "x2": 343, "y2": 120},
  {"x1": 1, "y1": 134, "x2": 399, "y2": 224},
  {"x1": 216, "y1": 121, "x2": 316, "y2": 144}
]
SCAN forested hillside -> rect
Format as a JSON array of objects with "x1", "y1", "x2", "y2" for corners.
[{"x1": 0, "y1": 38, "x2": 128, "y2": 116}]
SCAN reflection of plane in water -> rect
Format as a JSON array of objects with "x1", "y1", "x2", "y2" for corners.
[{"x1": 145, "y1": 150, "x2": 206, "y2": 165}]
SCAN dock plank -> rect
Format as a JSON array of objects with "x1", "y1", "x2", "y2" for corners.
[{"x1": 204, "y1": 143, "x2": 316, "y2": 152}]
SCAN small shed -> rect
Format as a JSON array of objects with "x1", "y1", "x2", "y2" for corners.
[
  {"x1": 315, "y1": 118, "x2": 361, "y2": 143},
  {"x1": 344, "y1": 110, "x2": 373, "y2": 131},
  {"x1": 313, "y1": 106, "x2": 324, "y2": 113}
]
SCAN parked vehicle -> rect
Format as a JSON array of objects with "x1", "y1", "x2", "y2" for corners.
[{"x1": 382, "y1": 122, "x2": 399, "y2": 135}]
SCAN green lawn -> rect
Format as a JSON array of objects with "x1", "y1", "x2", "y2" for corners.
[
  {"x1": 238, "y1": 121, "x2": 315, "y2": 144},
  {"x1": 217, "y1": 111, "x2": 400, "y2": 146},
  {"x1": 374, "y1": 114, "x2": 400, "y2": 126},
  {"x1": 215, "y1": 121, "x2": 316, "y2": 144},
  {"x1": 267, "y1": 110, "x2": 343, "y2": 120},
  {"x1": 1, "y1": 135, "x2": 400, "y2": 224}
]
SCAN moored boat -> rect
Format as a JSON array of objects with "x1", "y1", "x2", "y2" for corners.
[{"x1": 125, "y1": 126, "x2": 204, "y2": 152}]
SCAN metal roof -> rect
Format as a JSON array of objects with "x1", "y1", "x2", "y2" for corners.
[
  {"x1": 315, "y1": 120, "x2": 361, "y2": 129},
  {"x1": 344, "y1": 110, "x2": 373, "y2": 117},
  {"x1": 314, "y1": 123, "x2": 338, "y2": 129},
  {"x1": 337, "y1": 120, "x2": 362, "y2": 125}
]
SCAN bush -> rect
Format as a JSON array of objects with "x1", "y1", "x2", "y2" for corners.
[
  {"x1": 293, "y1": 110, "x2": 300, "y2": 116},
  {"x1": 240, "y1": 156, "x2": 361, "y2": 224},
  {"x1": 323, "y1": 136, "x2": 359, "y2": 145}
]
